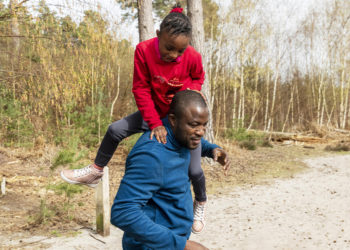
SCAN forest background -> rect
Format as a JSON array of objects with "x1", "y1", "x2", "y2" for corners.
[
  {"x1": 1, "y1": 0, "x2": 350, "y2": 244},
  {"x1": 1, "y1": 0, "x2": 350, "y2": 150}
]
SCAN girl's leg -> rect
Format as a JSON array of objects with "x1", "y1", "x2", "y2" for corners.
[
  {"x1": 95, "y1": 111, "x2": 149, "y2": 167},
  {"x1": 61, "y1": 111, "x2": 148, "y2": 186},
  {"x1": 189, "y1": 142, "x2": 207, "y2": 234},
  {"x1": 189, "y1": 143, "x2": 206, "y2": 202}
]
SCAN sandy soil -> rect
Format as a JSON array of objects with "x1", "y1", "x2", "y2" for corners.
[{"x1": 2, "y1": 153, "x2": 350, "y2": 249}]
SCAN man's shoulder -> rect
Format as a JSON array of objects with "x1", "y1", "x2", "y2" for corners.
[{"x1": 126, "y1": 132, "x2": 165, "y2": 164}]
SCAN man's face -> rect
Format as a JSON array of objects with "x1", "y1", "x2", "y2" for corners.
[
  {"x1": 169, "y1": 105, "x2": 209, "y2": 149},
  {"x1": 156, "y1": 30, "x2": 190, "y2": 62}
]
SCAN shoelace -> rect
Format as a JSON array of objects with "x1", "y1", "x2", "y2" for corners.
[
  {"x1": 193, "y1": 202, "x2": 205, "y2": 221},
  {"x1": 73, "y1": 166, "x2": 92, "y2": 178}
]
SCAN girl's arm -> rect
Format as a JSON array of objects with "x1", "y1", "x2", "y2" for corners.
[{"x1": 132, "y1": 46, "x2": 163, "y2": 130}]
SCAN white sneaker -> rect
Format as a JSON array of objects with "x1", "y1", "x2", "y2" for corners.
[
  {"x1": 192, "y1": 200, "x2": 206, "y2": 234},
  {"x1": 60, "y1": 165, "x2": 103, "y2": 188}
]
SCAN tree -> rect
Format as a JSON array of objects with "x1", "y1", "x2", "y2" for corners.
[
  {"x1": 187, "y1": 0, "x2": 214, "y2": 141},
  {"x1": 137, "y1": 0, "x2": 154, "y2": 41}
]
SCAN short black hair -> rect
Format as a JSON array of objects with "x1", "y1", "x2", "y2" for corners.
[
  {"x1": 169, "y1": 90, "x2": 208, "y2": 118},
  {"x1": 159, "y1": 4, "x2": 192, "y2": 37}
]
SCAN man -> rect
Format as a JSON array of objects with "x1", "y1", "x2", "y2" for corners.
[{"x1": 111, "y1": 90, "x2": 230, "y2": 250}]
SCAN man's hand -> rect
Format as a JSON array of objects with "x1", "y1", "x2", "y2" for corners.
[
  {"x1": 150, "y1": 126, "x2": 167, "y2": 144},
  {"x1": 213, "y1": 148, "x2": 231, "y2": 176},
  {"x1": 184, "y1": 240, "x2": 208, "y2": 250}
]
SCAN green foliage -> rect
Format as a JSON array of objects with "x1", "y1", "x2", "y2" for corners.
[
  {"x1": 47, "y1": 182, "x2": 84, "y2": 199},
  {"x1": 0, "y1": 1, "x2": 135, "y2": 147},
  {"x1": 120, "y1": 133, "x2": 142, "y2": 154},
  {"x1": 30, "y1": 199, "x2": 54, "y2": 225},
  {"x1": 52, "y1": 148, "x2": 76, "y2": 168},
  {"x1": 0, "y1": 90, "x2": 34, "y2": 147},
  {"x1": 239, "y1": 140, "x2": 256, "y2": 150},
  {"x1": 225, "y1": 127, "x2": 267, "y2": 151}
]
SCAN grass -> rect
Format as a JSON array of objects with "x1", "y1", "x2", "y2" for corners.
[
  {"x1": 28, "y1": 199, "x2": 55, "y2": 226},
  {"x1": 324, "y1": 143, "x2": 350, "y2": 152},
  {"x1": 47, "y1": 182, "x2": 85, "y2": 199},
  {"x1": 224, "y1": 127, "x2": 269, "y2": 150}
]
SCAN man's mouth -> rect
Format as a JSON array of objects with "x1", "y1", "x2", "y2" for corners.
[{"x1": 191, "y1": 137, "x2": 201, "y2": 144}]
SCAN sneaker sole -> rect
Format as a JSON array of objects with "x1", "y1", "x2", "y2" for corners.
[
  {"x1": 60, "y1": 171, "x2": 99, "y2": 188},
  {"x1": 191, "y1": 223, "x2": 205, "y2": 234}
]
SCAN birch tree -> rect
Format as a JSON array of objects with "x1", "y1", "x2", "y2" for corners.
[
  {"x1": 137, "y1": 0, "x2": 154, "y2": 42},
  {"x1": 187, "y1": 0, "x2": 214, "y2": 141}
]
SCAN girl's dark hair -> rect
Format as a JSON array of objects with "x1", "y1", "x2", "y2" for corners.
[{"x1": 159, "y1": 4, "x2": 192, "y2": 37}]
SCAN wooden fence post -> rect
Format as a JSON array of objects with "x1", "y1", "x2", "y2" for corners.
[{"x1": 95, "y1": 167, "x2": 110, "y2": 236}]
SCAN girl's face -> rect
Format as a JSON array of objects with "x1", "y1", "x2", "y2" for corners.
[{"x1": 157, "y1": 30, "x2": 190, "y2": 62}]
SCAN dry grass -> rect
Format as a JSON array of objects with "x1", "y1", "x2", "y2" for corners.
[{"x1": 0, "y1": 138, "x2": 348, "y2": 238}]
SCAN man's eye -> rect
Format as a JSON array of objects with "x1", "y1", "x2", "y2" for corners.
[{"x1": 166, "y1": 46, "x2": 174, "y2": 51}]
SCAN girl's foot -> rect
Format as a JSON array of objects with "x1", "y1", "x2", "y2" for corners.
[
  {"x1": 60, "y1": 164, "x2": 103, "y2": 188},
  {"x1": 192, "y1": 200, "x2": 206, "y2": 234}
]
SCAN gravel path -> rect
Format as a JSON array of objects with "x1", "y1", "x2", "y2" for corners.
[
  {"x1": 4, "y1": 154, "x2": 350, "y2": 249},
  {"x1": 191, "y1": 154, "x2": 350, "y2": 249}
]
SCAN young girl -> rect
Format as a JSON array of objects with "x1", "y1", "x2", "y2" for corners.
[{"x1": 61, "y1": 5, "x2": 208, "y2": 234}]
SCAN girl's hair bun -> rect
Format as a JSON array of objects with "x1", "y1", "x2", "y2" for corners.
[{"x1": 170, "y1": 7, "x2": 183, "y2": 13}]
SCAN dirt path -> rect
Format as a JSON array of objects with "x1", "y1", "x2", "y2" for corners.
[{"x1": 3, "y1": 154, "x2": 350, "y2": 249}]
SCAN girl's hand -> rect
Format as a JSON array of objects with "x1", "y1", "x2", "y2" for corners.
[
  {"x1": 150, "y1": 126, "x2": 167, "y2": 144},
  {"x1": 213, "y1": 148, "x2": 231, "y2": 176}
]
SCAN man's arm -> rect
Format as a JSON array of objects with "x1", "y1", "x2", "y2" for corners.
[
  {"x1": 201, "y1": 138, "x2": 231, "y2": 175},
  {"x1": 110, "y1": 149, "x2": 187, "y2": 250},
  {"x1": 200, "y1": 138, "x2": 219, "y2": 158}
]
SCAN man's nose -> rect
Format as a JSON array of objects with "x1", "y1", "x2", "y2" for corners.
[{"x1": 195, "y1": 126, "x2": 206, "y2": 136}]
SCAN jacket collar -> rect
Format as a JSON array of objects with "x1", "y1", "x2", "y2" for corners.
[{"x1": 162, "y1": 116, "x2": 184, "y2": 150}]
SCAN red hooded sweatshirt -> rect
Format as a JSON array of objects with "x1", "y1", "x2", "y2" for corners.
[{"x1": 132, "y1": 37, "x2": 205, "y2": 130}]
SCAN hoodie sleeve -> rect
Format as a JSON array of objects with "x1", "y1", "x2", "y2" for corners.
[
  {"x1": 111, "y1": 148, "x2": 187, "y2": 250},
  {"x1": 132, "y1": 45, "x2": 163, "y2": 130}
]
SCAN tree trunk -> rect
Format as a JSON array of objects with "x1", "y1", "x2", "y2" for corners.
[
  {"x1": 187, "y1": 0, "x2": 214, "y2": 142},
  {"x1": 9, "y1": 0, "x2": 20, "y2": 100},
  {"x1": 248, "y1": 69, "x2": 259, "y2": 129},
  {"x1": 232, "y1": 72, "x2": 238, "y2": 128},
  {"x1": 264, "y1": 70, "x2": 270, "y2": 131},
  {"x1": 317, "y1": 73, "x2": 324, "y2": 126},
  {"x1": 137, "y1": 0, "x2": 154, "y2": 42},
  {"x1": 267, "y1": 70, "x2": 279, "y2": 132},
  {"x1": 9, "y1": 0, "x2": 20, "y2": 52}
]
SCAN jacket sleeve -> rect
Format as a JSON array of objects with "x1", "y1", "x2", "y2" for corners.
[
  {"x1": 201, "y1": 138, "x2": 220, "y2": 158},
  {"x1": 111, "y1": 149, "x2": 187, "y2": 250},
  {"x1": 189, "y1": 52, "x2": 205, "y2": 91},
  {"x1": 132, "y1": 45, "x2": 163, "y2": 130}
]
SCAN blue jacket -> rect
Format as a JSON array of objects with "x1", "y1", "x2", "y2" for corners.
[{"x1": 111, "y1": 119, "x2": 219, "y2": 250}]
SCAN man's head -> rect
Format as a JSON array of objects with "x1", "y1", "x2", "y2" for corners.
[{"x1": 168, "y1": 90, "x2": 209, "y2": 149}]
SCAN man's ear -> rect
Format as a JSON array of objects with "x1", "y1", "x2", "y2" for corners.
[
  {"x1": 168, "y1": 113, "x2": 176, "y2": 127},
  {"x1": 156, "y1": 30, "x2": 160, "y2": 38}
]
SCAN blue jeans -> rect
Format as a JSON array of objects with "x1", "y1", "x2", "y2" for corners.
[{"x1": 95, "y1": 111, "x2": 207, "y2": 202}]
